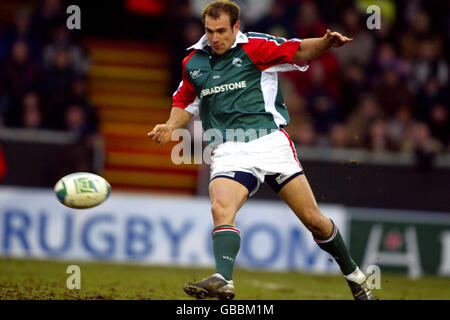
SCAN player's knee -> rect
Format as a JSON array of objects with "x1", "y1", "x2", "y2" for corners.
[
  {"x1": 302, "y1": 206, "x2": 324, "y2": 234},
  {"x1": 211, "y1": 199, "x2": 233, "y2": 224}
]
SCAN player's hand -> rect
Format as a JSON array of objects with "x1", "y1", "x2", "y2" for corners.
[
  {"x1": 323, "y1": 29, "x2": 353, "y2": 48},
  {"x1": 147, "y1": 124, "x2": 173, "y2": 145}
]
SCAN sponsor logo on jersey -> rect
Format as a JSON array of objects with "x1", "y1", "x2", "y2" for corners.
[
  {"x1": 232, "y1": 57, "x2": 243, "y2": 67},
  {"x1": 201, "y1": 81, "x2": 247, "y2": 98},
  {"x1": 275, "y1": 174, "x2": 292, "y2": 185},
  {"x1": 211, "y1": 171, "x2": 236, "y2": 179},
  {"x1": 190, "y1": 69, "x2": 203, "y2": 79}
]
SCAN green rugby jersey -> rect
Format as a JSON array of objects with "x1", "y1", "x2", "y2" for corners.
[{"x1": 172, "y1": 31, "x2": 309, "y2": 142}]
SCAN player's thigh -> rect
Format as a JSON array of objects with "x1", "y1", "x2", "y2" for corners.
[
  {"x1": 209, "y1": 177, "x2": 249, "y2": 227},
  {"x1": 277, "y1": 174, "x2": 331, "y2": 234}
]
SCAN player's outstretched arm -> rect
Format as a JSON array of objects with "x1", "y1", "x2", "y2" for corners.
[
  {"x1": 294, "y1": 29, "x2": 353, "y2": 62},
  {"x1": 147, "y1": 107, "x2": 193, "y2": 145}
]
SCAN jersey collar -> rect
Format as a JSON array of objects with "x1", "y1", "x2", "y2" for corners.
[{"x1": 187, "y1": 30, "x2": 249, "y2": 50}]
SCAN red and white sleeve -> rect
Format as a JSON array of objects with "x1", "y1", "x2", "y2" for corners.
[
  {"x1": 242, "y1": 36, "x2": 309, "y2": 72},
  {"x1": 172, "y1": 50, "x2": 199, "y2": 115}
]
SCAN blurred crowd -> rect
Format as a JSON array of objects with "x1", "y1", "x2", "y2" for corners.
[
  {"x1": 1, "y1": 0, "x2": 448, "y2": 163},
  {"x1": 173, "y1": 0, "x2": 449, "y2": 160},
  {"x1": 0, "y1": 0, "x2": 98, "y2": 142}
]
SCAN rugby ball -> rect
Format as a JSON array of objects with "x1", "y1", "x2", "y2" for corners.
[{"x1": 54, "y1": 172, "x2": 111, "y2": 209}]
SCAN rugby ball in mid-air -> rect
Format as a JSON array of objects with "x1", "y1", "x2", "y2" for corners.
[{"x1": 54, "y1": 172, "x2": 111, "y2": 209}]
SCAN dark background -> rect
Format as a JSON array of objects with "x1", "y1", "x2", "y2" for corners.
[{"x1": 0, "y1": 0, "x2": 448, "y2": 213}]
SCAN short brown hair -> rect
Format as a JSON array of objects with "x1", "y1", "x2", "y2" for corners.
[{"x1": 201, "y1": 0, "x2": 240, "y2": 27}]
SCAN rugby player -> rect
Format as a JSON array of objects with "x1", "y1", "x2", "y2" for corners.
[{"x1": 148, "y1": 0, "x2": 373, "y2": 300}]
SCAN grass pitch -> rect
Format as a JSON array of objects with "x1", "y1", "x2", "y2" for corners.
[{"x1": 0, "y1": 257, "x2": 448, "y2": 300}]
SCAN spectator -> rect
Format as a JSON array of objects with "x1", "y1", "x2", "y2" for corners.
[
  {"x1": 374, "y1": 69, "x2": 414, "y2": 117},
  {"x1": 365, "y1": 118, "x2": 395, "y2": 152},
  {"x1": 33, "y1": 0, "x2": 66, "y2": 45},
  {"x1": 39, "y1": 46, "x2": 76, "y2": 128},
  {"x1": 333, "y1": 7, "x2": 375, "y2": 68},
  {"x1": 283, "y1": 3, "x2": 341, "y2": 102},
  {"x1": 409, "y1": 10, "x2": 432, "y2": 39},
  {"x1": 369, "y1": 42, "x2": 409, "y2": 87},
  {"x1": 416, "y1": 77, "x2": 446, "y2": 121},
  {"x1": 428, "y1": 104, "x2": 449, "y2": 147},
  {"x1": 43, "y1": 24, "x2": 90, "y2": 74},
  {"x1": 398, "y1": 31, "x2": 418, "y2": 62},
  {"x1": 51, "y1": 102, "x2": 99, "y2": 179},
  {"x1": 316, "y1": 0, "x2": 350, "y2": 26},
  {"x1": 166, "y1": 1, "x2": 203, "y2": 95},
  {"x1": 249, "y1": 2, "x2": 293, "y2": 38},
  {"x1": 339, "y1": 62, "x2": 368, "y2": 120},
  {"x1": 372, "y1": 12, "x2": 395, "y2": 44},
  {"x1": 190, "y1": 0, "x2": 274, "y2": 29},
  {"x1": 387, "y1": 104, "x2": 414, "y2": 151},
  {"x1": 288, "y1": 49, "x2": 341, "y2": 103},
  {"x1": 67, "y1": 74, "x2": 95, "y2": 109},
  {"x1": 329, "y1": 123, "x2": 351, "y2": 149},
  {"x1": 346, "y1": 95, "x2": 382, "y2": 148},
  {"x1": 293, "y1": 1, "x2": 327, "y2": 39},
  {"x1": 281, "y1": 76, "x2": 307, "y2": 117},
  {"x1": 291, "y1": 121, "x2": 316, "y2": 147},
  {"x1": 410, "y1": 39, "x2": 448, "y2": 92},
  {"x1": 21, "y1": 91, "x2": 44, "y2": 129},
  {"x1": 71, "y1": 75, "x2": 88, "y2": 98},
  {"x1": 409, "y1": 122, "x2": 442, "y2": 170},
  {"x1": 306, "y1": 92, "x2": 337, "y2": 136},
  {"x1": 1, "y1": 40, "x2": 39, "y2": 126},
  {"x1": 63, "y1": 103, "x2": 98, "y2": 142},
  {"x1": 0, "y1": 6, "x2": 42, "y2": 62},
  {"x1": 282, "y1": 76, "x2": 311, "y2": 143}
]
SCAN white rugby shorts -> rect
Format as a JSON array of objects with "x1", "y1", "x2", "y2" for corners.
[{"x1": 210, "y1": 129, "x2": 303, "y2": 196}]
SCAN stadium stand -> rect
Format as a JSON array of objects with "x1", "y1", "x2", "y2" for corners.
[
  {"x1": 86, "y1": 39, "x2": 199, "y2": 194},
  {"x1": 0, "y1": 0, "x2": 448, "y2": 197}
]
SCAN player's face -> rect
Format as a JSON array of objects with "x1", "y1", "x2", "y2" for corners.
[{"x1": 205, "y1": 13, "x2": 240, "y2": 55}]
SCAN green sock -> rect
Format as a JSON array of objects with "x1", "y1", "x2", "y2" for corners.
[
  {"x1": 314, "y1": 220, "x2": 358, "y2": 276},
  {"x1": 212, "y1": 225, "x2": 241, "y2": 281}
]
